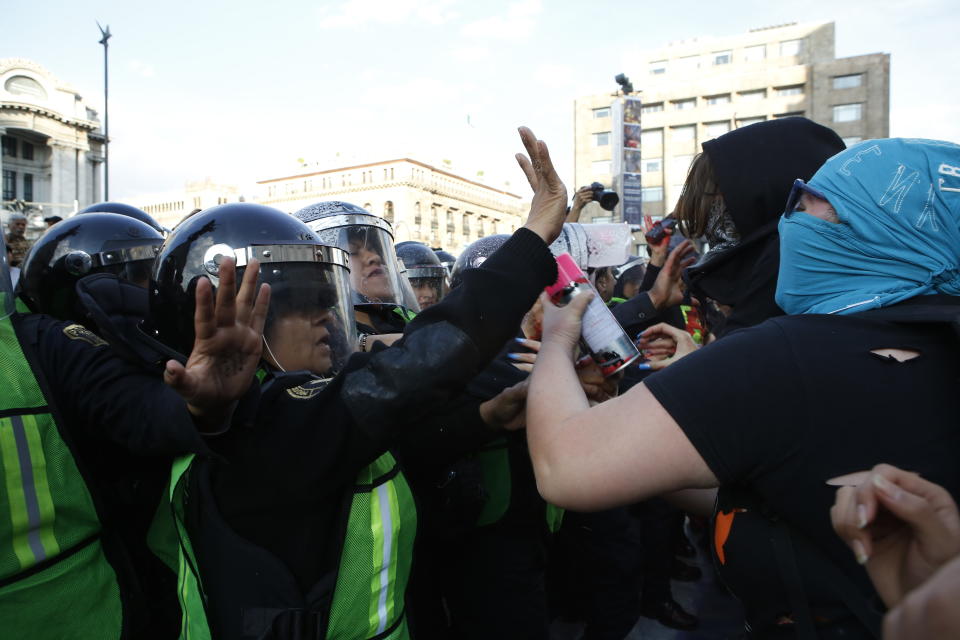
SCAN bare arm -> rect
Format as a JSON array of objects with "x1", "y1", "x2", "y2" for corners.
[{"x1": 527, "y1": 292, "x2": 718, "y2": 511}]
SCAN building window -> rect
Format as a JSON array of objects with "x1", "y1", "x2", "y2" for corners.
[
  {"x1": 641, "y1": 102, "x2": 663, "y2": 114},
  {"x1": 671, "y1": 125, "x2": 696, "y2": 142},
  {"x1": 414, "y1": 202, "x2": 422, "y2": 226},
  {"x1": 672, "y1": 155, "x2": 694, "y2": 178},
  {"x1": 23, "y1": 174, "x2": 33, "y2": 201},
  {"x1": 737, "y1": 116, "x2": 766, "y2": 127},
  {"x1": 744, "y1": 44, "x2": 766, "y2": 62},
  {"x1": 592, "y1": 107, "x2": 610, "y2": 119},
  {"x1": 675, "y1": 55, "x2": 699, "y2": 73},
  {"x1": 2, "y1": 170, "x2": 15, "y2": 200},
  {"x1": 21, "y1": 142, "x2": 34, "y2": 161},
  {"x1": 1, "y1": 136, "x2": 16, "y2": 158},
  {"x1": 842, "y1": 136, "x2": 863, "y2": 146},
  {"x1": 640, "y1": 129, "x2": 663, "y2": 149},
  {"x1": 780, "y1": 39, "x2": 803, "y2": 56},
  {"x1": 739, "y1": 89, "x2": 766, "y2": 101},
  {"x1": 462, "y1": 213, "x2": 471, "y2": 236},
  {"x1": 641, "y1": 186, "x2": 663, "y2": 202},
  {"x1": 592, "y1": 132, "x2": 611, "y2": 147},
  {"x1": 384, "y1": 201, "x2": 394, "y2": 224},
  {"x1": 712, "y1": 50, "x2": 732, "y2": 65},
  {"x1": 776, "y1": 85, "x2": 804, "y2": 97},
  {"x1": 704, "y1": 121, "x2": 731, "y2": 139},
  {"x1": 4, "y1": 75, "x2": 46, "y2": 99},
  {"x1": 833, "y1": 103, "x2": 863, "y2": 122},
  {"x1": 430, "y1": 207, "x2": 439, "y2": 233},
  {"x1": 705, "y1": 94, "x2": 731, "y2": 106},
  {"x1": 644, "y1": 158, "x2": 662, "y2": 173},
  {"x1": 673, "y1": 98, "x2": 696, "y2": 111},
  {"x1": 833, "y1": 73, "x2": 863, "y2": 90},
  {"x1": 592, "y1": 160, "x2": 611, "y2": 175},
  {"x1": 648, "y1": 60, "x2": 667, "y2": 75}
]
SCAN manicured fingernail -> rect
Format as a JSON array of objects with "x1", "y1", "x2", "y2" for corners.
[
  {"x1": 853, "y1": 540, "x2": 869, "y2": 565},
  {"x1": 636, "y1": 363, "x2": 652, "y2": 370},
  {"x1": 873, "y1": 474, "x2": 901, "y2": 500},
  {"x1": 857, "y1": 504, "x2": 868, "y2": 529},
  {"x1": 514, "y1": 337, "x2": 527, "y2": 343},
  {"x1": 507, "y1": 353, "x2": 522, "y2": 360}
]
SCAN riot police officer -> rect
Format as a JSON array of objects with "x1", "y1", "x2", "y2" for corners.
[{"x1": 396, "y1": 241, "x2": 448, "y2": 310}]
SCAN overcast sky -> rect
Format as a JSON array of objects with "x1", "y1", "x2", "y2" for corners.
[{"x1": 5, "y1": 0, "x2": 957, "y2": 201}]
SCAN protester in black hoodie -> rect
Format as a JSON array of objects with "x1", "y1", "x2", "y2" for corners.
[{"x1": 679, "y1": 117, "x2": 846, "y2": 335}]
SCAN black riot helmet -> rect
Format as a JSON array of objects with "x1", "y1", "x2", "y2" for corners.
[
  {"x1": 78, "y1": 201, "x2": 166, "y2": 235},
  {"x1": 292, "y1": 201, "x2": 419, "y2": 312},
  {"x1": 433, "y1": 248, "x2": 456, "y2": 277},
  {"x1": 449, "y1": 234, "x2": 510, "y2": 290},
  {"x1": 149, "y1": 203, "x2": 357, "y2": 377},
  {"x1": 20, "y1": 213, "x2": 163, "y2": 322},
  {"x1": 396, "y1": 241, "x2": 448, "y2": 310}
]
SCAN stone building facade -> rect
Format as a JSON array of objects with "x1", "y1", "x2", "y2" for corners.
[
  {"x1": 574, "y1": 22, "x2": 890, "y2": 220},
  {"x1": 130, "y1": 178, "x2": 244, "y2": 230},
  {"x1": 257, "y1": 158, "x2": 526, "y2": 254},
  {"x1": 0, "y1": 58, "x2": 104, "y2": 228}
]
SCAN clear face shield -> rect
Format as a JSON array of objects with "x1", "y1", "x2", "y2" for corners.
[
  {"x1": 0, "y1": 233, "x2": 14, "y2": 318},
  {"x1": 313, "y1": 219, "x2": 417, "y2": 311},
  {"x1": 405, "y1": 265, "x2": 448, "y2": 310},
  {"x1": 209, "y1": 244, "x2": 358, "y2": 378}
]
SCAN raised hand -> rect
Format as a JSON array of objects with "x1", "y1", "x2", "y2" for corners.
[
  {"x1": 648, "y1": 239, "x2": 697, "y2": 311},
  {"x1": 638, "y1": 322, "x2": 699, "y2": 370},
  {"x1": 830, "y1": 463, "x2": 960, "y2": 608},
  {"x1": 164, "y1": 257, "x2": 271, "y2": 427},
  {"x1": 516, "y1": 126, "x2": 568, "y2": 245}
]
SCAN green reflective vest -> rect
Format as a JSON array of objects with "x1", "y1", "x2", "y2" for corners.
[
  {"x1": 170, "y1": 449, "x2": 416, "y2": 640},
  {"x1": 0, "y1": 313, "x2": 123, "y2": 638}
]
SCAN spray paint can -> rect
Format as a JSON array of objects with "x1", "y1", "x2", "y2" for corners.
[{"x1": 545, "y1": 252, "x2": 641, "y2": 377}]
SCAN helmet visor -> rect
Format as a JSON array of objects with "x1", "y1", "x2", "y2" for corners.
[
  {"x1": 315, "y1": 225, "x2": 408, "y2": 309},
  {"x1": 260, "y1": 260, "x2": 358, "y2": 377}
]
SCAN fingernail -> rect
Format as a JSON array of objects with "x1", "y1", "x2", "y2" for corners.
[
  {"x1": 873, "y1": 473, "x2": 901, "y2": 500},
  {"x1": 853, "y1": 540, "x2": 869, "y2": 565},
  {"x1": 507, "y1": 353, "x2": 521, "y2": 360},
  {"x1": 636, "y1": 363, "x2": 652, "y2": 370},
  {"x1": 857, "y1": 504, "x2": 868, "y2": 529},
  {"x1": 514, "y1": 337, "x2": 527, "y2": 343}
]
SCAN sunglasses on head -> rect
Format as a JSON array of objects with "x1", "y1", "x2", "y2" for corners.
[{"x1": 784, "y1": 178, "x2": 829, "y2": 215}]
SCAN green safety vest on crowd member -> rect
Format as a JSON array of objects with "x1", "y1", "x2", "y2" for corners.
[
  {"x1": 166, "y1": 391, "x2": 417, "y2": 639},
  {"x1": 0, "y1": 312, "x2": 124, "y2": 638}
]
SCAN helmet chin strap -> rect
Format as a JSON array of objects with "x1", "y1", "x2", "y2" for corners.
[{"x1": 262, "y1": 336, "x2": 287, "y2": 373}]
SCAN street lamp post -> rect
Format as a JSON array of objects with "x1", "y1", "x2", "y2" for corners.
[{"x1": 97, "y1": 22, "x2": 111, "y2": 201}]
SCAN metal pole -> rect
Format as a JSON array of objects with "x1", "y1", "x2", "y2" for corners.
[{"x1": 97, "y1": 23, "x2": 111, "y2": 201}]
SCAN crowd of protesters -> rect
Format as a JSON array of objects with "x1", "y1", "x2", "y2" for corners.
[{"x1": 0, "y1": 119, "x2": 958, "y2": 640}]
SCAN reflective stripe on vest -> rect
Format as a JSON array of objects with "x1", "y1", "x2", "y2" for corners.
[
  {"x1": 391, "y1": 307, "x2": 417, "y2": 325},
  {"x1": 327, "y1": 451, "x2": 416, "y2": 640},
  {"x1": 0, "y1": 313, "x2": 123, "y2": 638},
  {"x1": 170, "y1": 450, "x2": 416, "y2": 640}
]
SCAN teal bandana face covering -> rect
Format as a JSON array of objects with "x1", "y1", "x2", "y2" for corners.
[{"x1": 776, "y1": 138, "x2": 960, "y2": 315}]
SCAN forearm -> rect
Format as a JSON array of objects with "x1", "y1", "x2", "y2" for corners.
[{"x1": 527, "y1": 340, "x2": 591, "y2": 501}]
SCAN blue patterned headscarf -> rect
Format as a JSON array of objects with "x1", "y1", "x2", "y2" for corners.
[{"x1": 776, "y1": 138, "x2": 960, "y2": 315}]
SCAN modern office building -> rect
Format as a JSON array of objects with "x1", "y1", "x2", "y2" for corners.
[
  {"x1": 574, "y1": 22, "x2": 890, "y2": 221},
  {"x1": 256, "y1": 157, "x2": 526, "y2": 253}
]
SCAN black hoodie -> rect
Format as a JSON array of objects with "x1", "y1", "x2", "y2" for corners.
[{"x1": 683, "y1": 117, "x2": 845, "y2": 335}]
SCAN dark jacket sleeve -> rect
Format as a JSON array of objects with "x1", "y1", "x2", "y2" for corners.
[
  {"x1": 340, "y1": 227, "x2": 556, "y2": 446},
  {"x1": 611, "y1": 293, "x2": 662, "y2": 337},
  {"x1": 640, "y1": 263, "x2": 660, "y2": 292},
  {"x1": 20, "y1": 313, "x2": 213, "y2": 456}
]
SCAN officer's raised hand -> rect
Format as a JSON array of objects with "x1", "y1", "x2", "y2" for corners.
[
  {"x1": 516, "y1": 126, "x2": 567, "y2": 245},
  {"x1": 164, "y1": 257, "x2": 271, "y2": 426}
]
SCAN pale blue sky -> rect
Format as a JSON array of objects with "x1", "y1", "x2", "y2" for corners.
[{"x1": 5, "y1": 0, "x2": 957, "y2": 200}]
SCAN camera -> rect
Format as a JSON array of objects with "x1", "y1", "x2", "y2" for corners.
[{"x1": 588, "y1": 182, "x2": 620, "y2": 211}]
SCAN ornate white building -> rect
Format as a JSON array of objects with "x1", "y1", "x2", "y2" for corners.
[
  {"x1": 256, "y1": 158, "x2": 526, "y2": 253},
  {"x1": 0, "y1": 58, "x2": 104, "y2": 223}
]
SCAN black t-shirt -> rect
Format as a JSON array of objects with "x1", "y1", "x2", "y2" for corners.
[{"x1": 644, "y1": 308, "x2": 960, "y2": 630}]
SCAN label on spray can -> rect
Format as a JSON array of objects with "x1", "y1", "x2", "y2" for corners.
[{"x1": 545, "y1": 253, "x2": 641, "y2": 377}]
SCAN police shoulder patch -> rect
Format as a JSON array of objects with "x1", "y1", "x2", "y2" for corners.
[
  {"x1": 62, "y1": 324, "x2": 108, "y2": 348},
  {"x1": 286, "y1": 378, "x2": 331, "y2": 400}
]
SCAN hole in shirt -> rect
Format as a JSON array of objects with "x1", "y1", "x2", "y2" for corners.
[{"x1": 870, "y1": 348, "x2": 921, "y2": 363}]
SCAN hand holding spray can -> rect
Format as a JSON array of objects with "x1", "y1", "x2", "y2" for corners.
[{"x1": 545, "y1": 253, "x2": 641, "y2": 377}]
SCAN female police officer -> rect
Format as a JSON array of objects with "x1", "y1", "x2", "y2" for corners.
[{"x1": 151, "y1": 127, "x2": 568, "y2": 639}]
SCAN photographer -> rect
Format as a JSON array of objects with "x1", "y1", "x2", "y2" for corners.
[{"x1": 566, "y1": 183, "x2": 618, "y2": 223}]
